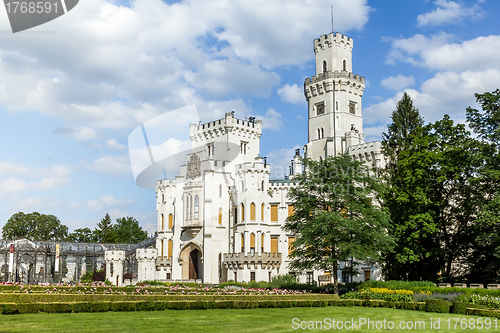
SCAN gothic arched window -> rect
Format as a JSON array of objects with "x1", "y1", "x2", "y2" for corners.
[
  {"x1": 343, "y1": 60, "x2": 347, "y2": 71},
  {"x1": 323, "y1": 60, "x2": 327, "y2": 73},
  {"x1": 250, "y1": 203, "x2": 256, "y2": 221},
  {"x1": 194, "y1": 195, "x2": 199, "y2": 219},
  {"x1": 250, "y1": 233, "x2": 256, "y2": 255}
]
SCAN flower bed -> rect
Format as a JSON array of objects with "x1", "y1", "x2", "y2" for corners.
[{"x1": 0, "y1": 282, "x2": 342, "y2": 314}]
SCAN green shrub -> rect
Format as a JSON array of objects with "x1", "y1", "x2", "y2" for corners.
[
  {"x1": 360, "y1": 280, "x2": 436, "y2": 290},
  {"x1": 1, "y1": 303, "x2": 18, "y2": 314},
  {"x1": 270, "y1": 274, "x2": 298, "y2": 286},
  {"x1": 425, "y1": 299, "x2": 451, "y2": 313},
  {"x1": 452, "y1": 301, "x2": 482, "y2": 314},
  {"x1": 461, "y1": 293, "x2": 500, "y2": 309},
  {"x1": 340, "y1": 291, "x2": 362, "y2": 299},
  {"x1": 467, "y1": 308, "x2": 500, "y2": 318},
  {"x1": 247, "y1": 281, "x2": 270, "y2": 289}
]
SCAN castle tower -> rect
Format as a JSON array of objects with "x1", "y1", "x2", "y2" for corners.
[{"x1": 304, "y1": 33, "x2": 366, "y2": 160}]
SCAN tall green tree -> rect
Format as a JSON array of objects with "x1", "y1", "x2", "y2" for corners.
[
  {"x1": 382, "y1": 92, "x2": 424, "y2": 173},
  {"x1": 115, "y1": 216, "x2": 147, "y2": 244},
  {"x1": 384, "y1": 115, "x2": 485, "y2": 281},
  {"x1": 382, "y1": 93, "x2": 427, "y2": 280},
  {"x1": 466, "y1": 89, "x2": 500, "y2": 143},
  {"x1": 67, "y1": 227, "x2": 96, "y2": 242},
  {"x1": 2, "y1": 212, "x2": 68, "y2": 241},
  {"x1": 94, "y1": 213, "x2": 117, "y2": 243},
  {"x1": 283, "y1": 155, "x2": 394, "y2": 294},
  {"x1": 465, "y1": 90, "x2": 500, "y2": 283}
]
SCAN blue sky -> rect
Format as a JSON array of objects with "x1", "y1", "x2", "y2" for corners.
[{"x1": 0, "y1": 0, "x2": 499, "y2": 235}]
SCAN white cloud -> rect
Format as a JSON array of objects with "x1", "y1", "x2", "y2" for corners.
[
  {"x1": 421, "y1": 35, "x2": 500, "y2": 71},
  {"x1": 86, "y1": 195, "x2": 135, "y2": 211},
  {"x1": 0, "y1": 162, "x2": 30, "y2": 177},
  {"x1": 387, "y1": 34, "x2": 500, "y2": 72},
  {"x1": 266, "y1": 145, "x2": 302, "y2": 179},
  {"x1": 90, "y1": 154, "x2": 132, "y2": 176},
  {"x1": 417, "y1": 0, "x2": 483, "y2": 27},
  {"x1": 258, "y1": 108, "x2": 283, "y2": 130},
  {"x1": 10, "y1": 196, "x2": 63, "y2": 212},
  {"x1": 0, "y1": 177, "x2": 30, "y2": 193},
  {"x1": 381, "y1": 75, "x2": 415, "y2": 90},
  {"x1": 106, "y1": 139, "x2": 127, "y2": 151},
  {"x1": 31, "y1": 177, "x2": 70, "y2": 190},
  {"x1": 364, "y1": 95, "x2": 401, "y2": 126},
  {"x1": 365, "y1": 69, "x2": 500, "y2": 127},
  {"x1": 363, "y1": 125, "x2": 386, "y2": 142},
  {"x1": 386, "y1": 33, "x2": 453, "y2": 66},
  {"x1": 54, "y1": 125, "x2": 98, "y2": 141},
  {"x1": 0, "y1": 164, "x2": 72, "y2": 195},
  {"x1": 277, "y1": 84, "x2": 305, "y2": 104},
  {"x1": 0, "y1": 0, "x2": 371, "y2": 132}
]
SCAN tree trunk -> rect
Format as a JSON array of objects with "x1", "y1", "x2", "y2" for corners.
[{"x1": 332, "y1": 262, "x2": 338, "y2": 295}]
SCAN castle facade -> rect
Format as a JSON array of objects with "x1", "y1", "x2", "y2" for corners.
[{"x1": 106, "y1": 32, "x2": 385, "y2": 286}]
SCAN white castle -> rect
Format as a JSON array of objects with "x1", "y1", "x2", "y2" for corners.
[{"x1": 106, "y1": 32, "x2": 385, "y2": 286}]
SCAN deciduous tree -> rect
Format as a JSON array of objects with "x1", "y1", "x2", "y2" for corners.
[
  {"x1": 2, "y1": 212, "x2": 68, "y2": 241},
  {"x1": 115, "y1": 216, "x2": 147, "y2": 244},
  {"x1": 283, "y1": 155, "x2": 394, "y2": 294}
]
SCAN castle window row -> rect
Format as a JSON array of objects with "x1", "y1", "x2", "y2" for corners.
[
  {"x1": 237, "y1": 232, "x2": 296, "y2": 256},
  {"x1": 239, "y1": 203, "x2": 294, "y2": 223}
]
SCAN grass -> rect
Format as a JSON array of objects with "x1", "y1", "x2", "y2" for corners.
[{"x1": 0, "y1": 306, "x2": 494, "y2": 332}]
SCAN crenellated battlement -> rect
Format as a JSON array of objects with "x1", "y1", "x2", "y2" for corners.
[
  {"x1": 104, "y1": 250, "x2": 125, "y2": 261},
  {"x1": 268, "y1": 179, "x2": 296, "y2": 191},
  {"x1": 304, "y1": 70, "x2": 365, "y2": 85},
  {"x1": 190, "y1": 112, "x2": 262, "y2": 143},
  {"x1": 136, "y1": 248, "x2": 157, "y2": 260},
  {"x1": 314, "y1": 32, "x2": 352, "y2": 53},
  {"x1": 236, "y1": 161, "x2": 270, "y2": 174}
]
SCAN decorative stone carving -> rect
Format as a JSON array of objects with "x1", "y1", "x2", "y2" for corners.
[{"x1": 186, "y1": 154, "x2": 201, "y2": 179}]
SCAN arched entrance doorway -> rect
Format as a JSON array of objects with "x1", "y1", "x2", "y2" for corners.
[
  {"x1": 189, "y1": 249, "x2": 201, "y2": 280},
  {"x1": 179, "y1": 243, "x2": 203, "y2": 282}
]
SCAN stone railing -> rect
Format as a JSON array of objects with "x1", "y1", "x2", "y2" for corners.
[
  {"x1": 156, "y1": 257, "x2": 172, "y2": 267},
  {"x1": 223, "y1": 252, "x2": 282, "y2": 270}
]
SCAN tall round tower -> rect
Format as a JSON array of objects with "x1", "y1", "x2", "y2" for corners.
[{"x1": 304, "y1": 32, "x2": 365, "y2": 160}]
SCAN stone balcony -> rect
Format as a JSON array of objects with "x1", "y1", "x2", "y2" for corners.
[
  {"x1": 223, "y1": 252, "x2": 282, "y2": 270},
  {"x1": 181, "y1": 221, "x2": 202, "y2": 238},
  {"x1": 156, "y1": 257, "x2": 172, "y2": 267}
]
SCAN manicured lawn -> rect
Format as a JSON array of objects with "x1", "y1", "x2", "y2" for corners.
[{"x1": 0, "y1": 306, "x2": 494, "y2": 332}]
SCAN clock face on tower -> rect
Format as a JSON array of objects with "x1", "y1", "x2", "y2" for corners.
[{"x1": 349, "y1": 102, "x2": 356, "y2": 114}]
